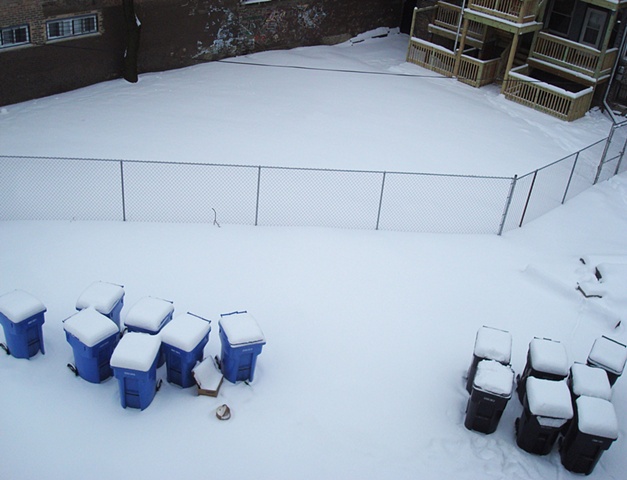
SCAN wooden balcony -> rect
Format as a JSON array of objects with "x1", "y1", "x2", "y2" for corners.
[
  {"x1": 466, "y1": 0, "x2": 540, "y2": 25},
  {"x1": 429, "y1": 2, "x2": 490, "y2": 48},
  {"x1": 406, "y1": 37, "x2": 499, "y2": 87},
  {"x1": 502, "y1": 65, "x2": 594, "y2": 121},
  {"x1": 529, "y1": 32, "x2": 618, "y2": 83}
]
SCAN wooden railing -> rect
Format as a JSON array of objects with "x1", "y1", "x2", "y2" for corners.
[
  {"x1": 433, "y1": 2, "x2": 488, "y2": 40},
  {"x1": 406, "y1": 38, "x2": 500, "y2": 87},
  {"x1": 502, "y1": 66, "x2": 594, "y2": 121},
  {"x1": 531, "y1": 32, "x2": 618, "y2": 79},
  {"x1": 467, "y1": 0, "x2": 539, "y2": 23}
]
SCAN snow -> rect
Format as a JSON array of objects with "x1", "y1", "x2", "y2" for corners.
[
  {"x1": 160, "y1": 313, "x2": 211, "y2": 352},
  {"x1": 473, "y1": 325, "x2": 512, "y2": 364},
  {"x1": 576, "y1": 396, "x2": 619, "y2": 440},
  {"x1": 110, "y1": 332, "x2": 161, "y2": 372},
  {"x1": 0, "y1": 289, "x2": 46, "y2": 323},
  {"x1": 1, "y1": 29, "x2": 627, "y2": 480},
  {"x1": 219, "y1": 311, "x2": 265, "y2": 346},
  {"x1": 63, "y1": 307, "x2": 119, "y2": 347},
  {"x1": 526, "y1": 378, "x2": 573, "y2": 420},
  {"x1": 124, "y1": 296, "x2": 174, "y2": 332},
  {"x1": 529, "y1": 337, "x2": 569, "y2": 377},
  {"x1": 570, "y1": 363, "x2": 612, "y2": 401},
  {"x1": 192, "y1": 356, "x2": 224, "y2": 392},
  {"x1": 75, "y1": 281, "x2": 124, "y2": 315},
  {"x1": 587, "y1": 336, "x2": 627, "y2": 375},
  {"x1": 473, "y1": 359, "x2": 514, "y2": 397}
]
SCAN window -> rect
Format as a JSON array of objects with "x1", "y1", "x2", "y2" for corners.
[
  {"x1": 579, "y1": 8, "x2": 608, "y2": 49},
  {"x1": 47, "y1": 14, "x2": 98, "y2": 40},
  {"x1": 0, "y1": 25, "x2": 30, "y2": 49},
  {"x1": 547, "y1": 0, "x2": 575, "y2": 37}
]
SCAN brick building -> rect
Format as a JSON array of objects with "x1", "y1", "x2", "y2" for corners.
[{"x1": 1, "y1": 0, "x2": 403, "y2": 106}]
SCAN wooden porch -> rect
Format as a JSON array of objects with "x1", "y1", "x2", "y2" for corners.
[
  {"x1": 502, "y1": 65, "x2": 594, "y2": 121},
  {"x1": 466, "y1": 0, "x2": 541, "y2": 24},
  {"x1": 529, "y1": 32, "x2": 618, "y2": 83},
  {"x1": 407, "y1": 37, "x2": 500, "y2": 88},
  {"x1": 428, "y1": 2, "x2": 490, "y2": 48}
]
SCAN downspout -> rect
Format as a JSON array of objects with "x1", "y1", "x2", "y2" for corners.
[
  {"x1": 603, "y1": 12, "x2": 627, "y2": 125},
  {"x1": 453, "y1": 0, "x2": 466, "y2": 54}
]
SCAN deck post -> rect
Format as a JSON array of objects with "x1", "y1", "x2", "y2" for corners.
[
  {"x1": 501, "y1": 33, "x2": 520, "y2": 93},
  {"x1": 453, "y1": 18, "x2": 470, "y2": 78}
]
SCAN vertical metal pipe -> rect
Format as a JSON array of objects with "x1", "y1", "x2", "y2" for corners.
[
  {"x1": 519, "y1": 171, "x2": 538, "y2": 228},
  {"x1": 254, "y1": 166, "x2": 261, "y2": 226},
  {"x1": 376, "y1": 171, "x2": 387, "y2": 230},
  {"x1": 120, "y1": 160, "x2": 126, "y2": 221},
  {"x1": 613, "y1": 123, "x2": 627, "y2": 175},
  {"x1": 595, "y1": 128, "x2": 615, "y2": 184},
  {"x1": 562, "y1": 152, "x2": 579, "y2": 204},
  {"x1": 498, "y1": 175, "x2": 517, "y2": 236}
]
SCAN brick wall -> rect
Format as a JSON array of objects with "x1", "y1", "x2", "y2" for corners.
[{"x1": 1, "y1": 0, "x2": 403, "y2": 105}]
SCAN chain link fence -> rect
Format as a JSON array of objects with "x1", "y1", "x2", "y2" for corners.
[{"x1": 1, "y1": 124, "x2": 626, "y2": 234}]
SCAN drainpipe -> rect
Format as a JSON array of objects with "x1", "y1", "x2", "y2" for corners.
[
  {"x1": 603, "y1": 13, "x2": 627, "y2": 125},
  {"x1": 453, "y1": 0, "x2": 466, "y2": 54}
]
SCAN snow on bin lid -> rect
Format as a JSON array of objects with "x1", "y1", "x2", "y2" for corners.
[
  {"x1": 588, "y1": 336, "x2": 627, "y2": 375},
  {"x1": 160, "y1": 313, "x2": 211, "y2": 352},
  {"x1": 474, "y1": 359, "x2": 514, "y2": 397},
  {"x1": 110, "y1": 332, "x2": 161, "y2": 372},
  {"x1": 124, "y1": 297, "x2": 174, "y2": 331},
  {"x1": 529, "y1": 338, "x2": 569, "y2": 376},
  {"x1": 473, "y1": 326, "x2": 512, "y2": 364},
  {"x1": 571, "y1": 363, "x2": 612, "y2": 401},
  {"x1": 0, "y1": 290, "x2": 46, "y2": 323},
  {"x1": 526, "y1": 377, "x2": 573, "y2": 420},
  {"x1": 576, "y1": 396, "x2": 619, "y2": 440},
  {"x1": 76, "y1": 281, "x2": 124, "y2": 315},
  {"x1": 219, "y1": 312, "x2": 265, "y2": 346},
  {"x1": 63, "y1": 307, "x2": 119, "y2": 347}
]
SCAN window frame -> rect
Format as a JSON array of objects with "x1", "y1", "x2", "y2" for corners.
[
  {"x1": 546, "y1": 0, "x2": 576, "y2": 38},
  {"x1": 579, "y1": 8, "x2": 608, "y2": 49},
  {"x1": 46, "y1": 14, "x2": 99, "y2": 41},
  {"x1": 0, "y1": 24, "x2": 30, "y2": 49}
]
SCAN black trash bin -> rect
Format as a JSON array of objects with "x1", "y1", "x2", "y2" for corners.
[
  {"x1": 515, "y1": 377, "x2": 573, "y2": 455},
  {"x1": 464, "y1": 359, "x2": 514, "y2": 434},
  {"x1": 516, "y1": 337, "x2": 569, "y2": 403},
  {"x1": 560, "y1": 396, "x2": 618, "y2": 475},
  {"x1": 568, "y1": 362, "x2": 611, "y2": 401},
  {"x1": 466, "y1": 326, "x2": 512, "y2": 394},
  {"x1": 586, "y1": 336, "x2": 627, "y2": 387}
]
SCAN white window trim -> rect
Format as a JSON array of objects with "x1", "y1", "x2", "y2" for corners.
[
  {"x1": 46, "y1": 14, "x2": 99, "y2": 41},
  {"x1": 0, "y1": 24, "x2": 30, "y2": 49},
  {"x1": 579, "y1": 8, "x2": 607, "y2": 49}
]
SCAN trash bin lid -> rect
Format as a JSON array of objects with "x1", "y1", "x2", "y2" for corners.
[
  {"x1": 473, "y1": 326, "x2": 511, "y2": 364},
  {"x1": 110, "y1": 332, "x2": 161, "y2": 372},
  {"x1": 529, "y1": 338, "x2": 569, "y2": 376},
  {"x1": 124, "y1": 297, "x2": 174, "y2": 331},
  {"x1": 526, "y1": 377, "x2": 573, "y2": 420},
  {"x1": 570, "y1": 363, "x2": 612, "y2": 401},
  {"x1": 64, "y1": 307, "x2": 119, "y2": 347},
  {"x1": 576, "y1": 396, "x2": 618, "y2": 440},
  {"x1": 76, "y1": 281, "x2": 124, "y2": 315},
  {"x1": 219, "y1": 312, "x2": 265, "y2": 346},
  {"x1": 0, "y1": 289, "x2": 46, "y2": 323},
  {"x1": 587, "y1": 336, "x2": 627, "y2": 375},
  {"x1": 474, "y1": 359, "x2": 514, "y2": 397},
  {"x1": 160, "y1": 313, "x2": 211, "y2": 352}
]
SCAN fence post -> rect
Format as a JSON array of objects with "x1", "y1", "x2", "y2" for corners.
[
  {"x1": 594, "y1": 128, "x2": 614, "y2": 184},
  {"x1": 519, "y1": 170, "x2": 538, "y2": 228},
  {"x1": 375, "y1": 171, "x2": 387, "y2": 230},
  {"x1": 254, "y1": 166, "x2": 261, "y2": 226},
  {"x1": 561, "y1": 152, "x2": 579, "y2": 204},
  {"x1": 614, "y1": 124, "x2": 627, "y2": 176},
  {"x1": 498, "y1": 175, "x2": 517, "y2": 236},
  {"x1": 120, "y1": 161, "x2": 126, "y2": 221}
]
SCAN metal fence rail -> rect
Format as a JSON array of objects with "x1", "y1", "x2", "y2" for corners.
[{"x1": 1, "y1": 122, "x2": 626, "y2": 234}]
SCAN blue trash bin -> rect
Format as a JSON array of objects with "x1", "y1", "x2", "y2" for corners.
[
  {"x1": 219, "y1": 311, "x2": 266, "y2": 383},
  {"x1": 161, "y1": 313, "x2": 211, "y2": 388},
  {"x1": 0, "y1": 290, "x2": 46, "y2": 359},
  {"x1": 76, "y1": 281, "x2": 125, "y2": 329},
  {"x1": 110, "y1": 332, "x2": 161, "y2": 410},
  {"x1": 64, "y1": 307, "x2": 120, "y2": 383},
  {"x1": 124, "y1": 297, "x2": 174, "y2": 367}
]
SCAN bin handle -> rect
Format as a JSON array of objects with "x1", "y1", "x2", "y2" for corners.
[
  {"x1": 187, "y1": 312, "x2": 211, "y2": 323},
  {"x1": 220, "y1": 311, "x2": 247, "y2": 317}
]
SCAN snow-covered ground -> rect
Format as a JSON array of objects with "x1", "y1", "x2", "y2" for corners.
[{"x1": 1, "y1": 29, "x2": 626, "y2": 480}]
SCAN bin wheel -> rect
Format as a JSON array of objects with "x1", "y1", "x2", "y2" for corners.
[
  {"x1": 156, "y1": 379, "x2": 163, "y2": 392},
  {"x1": 514, "y1": 418, "x2": 519, "y2": 436},
  {"x1": 214, "y1": 355, "x2": 221, "y2": 369},
  {"x1": 67, "y1": 363, "x2": 79, "y2": 376},
  {"x1": 0, "y1": 343, "x2": 9, "y2": 355}
]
